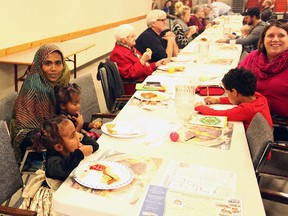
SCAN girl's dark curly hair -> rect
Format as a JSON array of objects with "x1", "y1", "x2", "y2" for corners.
[
  {"x1": 54, "y1": 83, "x2": 81, "y2": 115},
  {"x1": 32, "y1": 115, "x2": 70, "y2": 151}
]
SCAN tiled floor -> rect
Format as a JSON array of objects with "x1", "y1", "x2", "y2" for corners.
[{"x1": 4, "y1": 58, "x2": 288, "y2": 216}]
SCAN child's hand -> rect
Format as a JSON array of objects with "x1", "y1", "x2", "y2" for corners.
[
  {"x1": 89, "y1": 120, "x2": 103, "y2": 129},
  {"x1": 194, "y1": 101, "x2": 205, "y2": 107},
  {"x1": 72, "y1": 111, "x2": 84, "y2": 131},
  {"x1": 79, "y1": 145, "x2": 93, "y2": 157},
  {"x1": 204, "y1": 97, "x2": 220, "y2": 105}
]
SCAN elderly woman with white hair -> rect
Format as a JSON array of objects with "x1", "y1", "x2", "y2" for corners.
[
  {"x1": 187, "y1": 5, "x2": 207, "y2": 35},
  {"x1": 135, "y1": 9, "x2": 179, "y2": 62},
  {"x1": 110, "y1": 24, "x2": 167, "y2": 94}
]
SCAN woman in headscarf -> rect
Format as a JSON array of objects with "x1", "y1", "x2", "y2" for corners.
[{"x1": 11, "y1": 44, "x2": 70, "y2": 162}]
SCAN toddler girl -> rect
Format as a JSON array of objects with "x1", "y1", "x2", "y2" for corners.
[
  {"x1": 55, "y1": 83, "x2": 102, "y2": 140},
  {"x1": 33, "y1": 115, "x2": 99, "y2": 181}
]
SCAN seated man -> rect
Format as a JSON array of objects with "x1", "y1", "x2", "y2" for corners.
[
  {"x1": 135, "y1": 9, "x2": 179, "y2": 62},
  {"x1": 217, "y1": 8, "x2": 266, "y2": 53},
  {"x1": 110, "y1": 24, "x2": 167, "y2": 95},
  {"x1": 260, "y1": 0, "x2": 273, "y2": 22}
]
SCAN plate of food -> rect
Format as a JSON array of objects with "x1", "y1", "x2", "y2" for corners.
[
  {"x1": 134, "y1": 91, "x2": 170, "y2": 101},
  {"x1": 206, "y1": 58, "x2": 233, "y2": 65},
  {"x1": 74, "y1": 160, "x2": 134, "y2": 190},
  {"x1": 158, "y1": 65, "x2": 186, "y2": 71},
  {"x1": 101, "y1": 122, "x2": 146, "y2": 138}
]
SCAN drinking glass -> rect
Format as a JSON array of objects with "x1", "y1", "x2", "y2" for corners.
[{"x1": 175, "y1": 84, "x2": 196, "y2": 121}]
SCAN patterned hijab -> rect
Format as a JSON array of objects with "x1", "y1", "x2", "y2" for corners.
[{"x1": 11, "y1": 44, "x2": 70, "y2": 162}]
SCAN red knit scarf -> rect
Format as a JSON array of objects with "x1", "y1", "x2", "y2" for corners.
[{"x1": 252, "y1": 51, "x2": 288, "y2": 80}]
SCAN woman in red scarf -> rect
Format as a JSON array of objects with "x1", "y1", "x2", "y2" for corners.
[{"x1": 238, "y1": 21, "x2": 288, "y2": 118}]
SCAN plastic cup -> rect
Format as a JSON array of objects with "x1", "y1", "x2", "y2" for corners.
[{"x1": 168, "y1": 63, "x2": 175, "y2": 74}]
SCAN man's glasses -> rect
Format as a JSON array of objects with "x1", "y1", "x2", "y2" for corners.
[{"x1": 156, "y1": 18, "x2": 167, "y2": 22}]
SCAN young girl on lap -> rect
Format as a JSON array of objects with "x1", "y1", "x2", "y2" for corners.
[{"x1": 55, "y1": 83, "x2": 102, "y2": 140}]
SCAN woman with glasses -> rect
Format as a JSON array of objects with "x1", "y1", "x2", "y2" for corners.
[
  {"x1": 110, "y1": 24, "x2": 167, "y2": 94},
  {"x1": 238, "y1": 21, "x2": 288, "y2": 139},
  {"x1": 135, "y1": 9, "x2": 179, "y2": 62},
  {"x1": 172, "y1": 2, "x2": 197, "y2": 49},
  {"x1": 11, "y1": 44, "x2": 70, "y2": 162}
]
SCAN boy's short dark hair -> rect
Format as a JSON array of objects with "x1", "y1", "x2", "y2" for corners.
[{"x1": 222, "y1": 67, "x2": 256, "y2": 96}]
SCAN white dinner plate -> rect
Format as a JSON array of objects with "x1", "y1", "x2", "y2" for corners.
[
  {"x1": 134, "y1": 91, "x2": 170, "y2": 101},
  {"x1": 101, "y1": 122, "x2": 146, "y2": 138},
  {"x1": 74, "y1": 160, "x2": 134, "y2": 190},
  {"x1": 170, "y1": 56, "x2": 193, "y2": 62},
  {"x1": 157, "y1": 65, "x2": 186, "y2": 71}
]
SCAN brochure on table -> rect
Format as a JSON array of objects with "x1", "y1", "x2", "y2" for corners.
[{"x1": 139, "y1": 184, "x2": 243, "y2": 216}]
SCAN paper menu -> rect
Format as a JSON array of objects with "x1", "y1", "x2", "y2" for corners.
[
  {"x1": 190, "y1": 115, "x2": 228, "y2": 128},
  {"x1": 139, "y1": 184, "x2": 243, "y2": 216},
  {"x1": 160, "y1": 161, "x2": 236, "y2": 197}
]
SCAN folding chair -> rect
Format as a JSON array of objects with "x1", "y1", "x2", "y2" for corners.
[
  {"x1": 0, "y1": 120, "x2": 37, "y2": 216},
  {"x1": 246, "y1": 113, "x2": 288, "y2": 204},
  {"x1": 246, "y1": 112, "x2": 274, "y2": 174}
]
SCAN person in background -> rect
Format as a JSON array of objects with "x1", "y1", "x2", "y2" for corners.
[
  {"x1": 184, "y1": 0, "x2": 190, "y2": 7},
  {"x1": 33, "y1": 115, "x2": 99, "y2": 181},
  {"x1": 110, "y1": 24, "x2": 167, "y2": 94},
  {"x1": 229, "y1": 25, "x2": 253, "y2": 53},
  {"x1": 261, "y1": 0, "x2": 273, "y2": 22},
  {"x1": 217, "y1": 7, "x2": 266, "y2": 53},
  {"x1": 202, "y1": 4, "x2": 218, "y2": 26},
  {"x1": 135, "y1": 9, "x2": 179, "y2": 62},
  {"x1": 172, "y1": 2, "x2": 197, "y2": 49},
  {"x1": 238, "y1": 20, "x2": 288, "y2": 140},
  {"x1": 55, "y1": 83, "x2": 102, "y2": 140},
  {"x1": 163, "y1": 1, "x2": 176, "y2": 21},
  {"x1": 11, "y1": 44, "x2": 70, "y2": 162},
  {"x1": 239, "y1": 25, "x2": 253, "y2": 52},
  {"x1": 196, "y1": 0, "x2": 211, "y2": 5},
  {"x1": 187, "y1": 5, "x2": 207, "y2": 35},
  {"x1": 211, "y1": 0, "x2": 231, "y2": 17},
  {"x1": 194, "y1": 67, "x2": 272, "y2": 130},
  {"x1": 152, "y1": 0, "x2": 158, "y2": 10}
]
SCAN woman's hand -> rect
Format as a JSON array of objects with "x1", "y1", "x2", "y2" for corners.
[
  {"x1": 155, "y1": 58, "x2": 168, "y2": 67},
  {"x1": 204, "y1": 96, "x2": 220, "y2": 105},
  {"x1": 140, "y1": 49, "x2": 152, "y2": 64},
  {"x1": 186, "y1": 26, "x2": 198, "y2": 39}
]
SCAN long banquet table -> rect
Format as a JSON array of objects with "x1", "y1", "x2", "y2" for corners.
[{"x1": 53, "y1": 15, "x2": 266, "y2": 216}]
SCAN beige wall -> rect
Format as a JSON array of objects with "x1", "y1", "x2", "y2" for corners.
[{"x1": 0, "y1": 0, "x2": 152, "y2": 99}]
